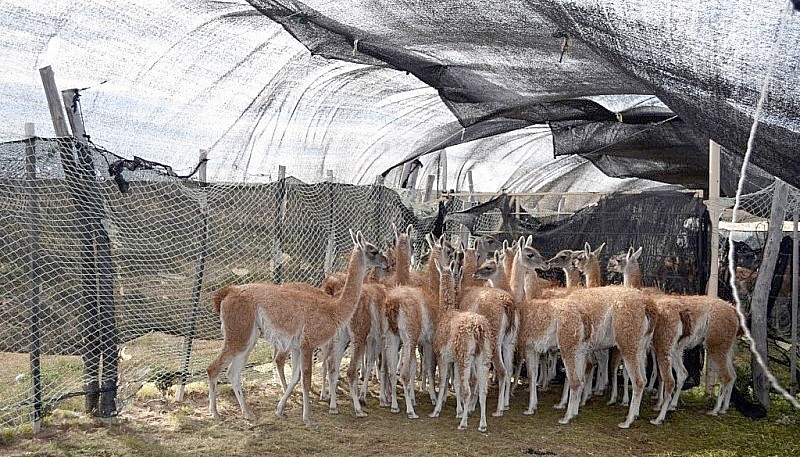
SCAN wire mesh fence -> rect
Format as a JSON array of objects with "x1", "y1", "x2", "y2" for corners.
[
  {"x1": 2, "y1": 136, "x2": 796, "y2": 430},
  {"x1": 0, "y1": 137, "x2": 428, "y2": 428}
]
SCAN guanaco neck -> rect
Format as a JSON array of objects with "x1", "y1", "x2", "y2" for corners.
[
  {"x1": 393, "y1": 236, "x2": 411, "y2": 285},
  {"x1": 584, "y1": 259, "x2": 602, "y2": 288},
  {"x1": 438, "y1": 273, "x2": 458, "y2": 313},
  {"x1": 624, "y1": 262, "x2": 643, "y2": 289},
  {"x1": 426, "y1": 246, "x2": 441, "y2": 294},
  {"x1": 333, "y1": 247, "x2": 367, "y2": 325},
  {"x1": 564, "y1": 267, "x2": 581, "y2": 288},
  {"x1": 461, "y1": 249, "x2": 481, "y2": 288},
  {"x1": 509, "y1": 251, "x2": 530, "y2": 303}
]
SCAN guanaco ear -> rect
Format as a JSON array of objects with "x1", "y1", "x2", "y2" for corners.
[
  {"x1": 517, "y1": 236, "x2": 526, "y2": 252},
  {"x1": 525, "y1": 235, "x2": 533, "y2": 247},
  {"x1": 448, "y1": 259, "x2": 458, "y2": 273},
  {"x1": 349, "y1": 228, "x2": 357, "y2": 246},
  {"x1": 593, "y1": 242, "x2": 606, "y2": 256},
  {"x1": 584, "y1": 242, "x2": 591, "y2": 257},
  {"x1": 356, "y1": 230, "x2": 366, "y2": 248},
  {"x1": 405, "y1": 224, "x2": 413, "y2": 239},
  {"x1": 493, "y1": 250, "x2": 501, "y2": 263},
  {"x1": 392, "y1": 222, "x2": 400, "y2": 242},
  {"x1": 502, "y1": 239, "x2": 510, "y2": 251},
  {"x1": 630, "y1": 246, "x2": 643, "y2": 261}
]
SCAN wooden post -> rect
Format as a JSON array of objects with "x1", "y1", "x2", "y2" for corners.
[
  {"x1": 466, "y1": 170, "x2": 474, "y2": 202},
  {"x1": 38, "y1": 66, "x2": 70, "y2": 137},
  {"x1": 439, "y1": 150, "x2": 447, "y2": 196},
  {"x1": 61, "y1": 89, "x2": 88, "y2": 145},
  {"x1": 176, "y1": 150, "x2": 209, "y2": 402},
  {"x1": 750, "y1": 179, "x2": 789, "y2": 408},
  {"x1": 24, "y1": 123, "x2": 42, "y2": 433},
  {"x1": 323, "y1": 170, "x2": 336, "y2": 278},
  {"x1": 61, "y1": 85, "x2": 117, "y2": 417},
  {"x1": 39, "y1": 70, "x2": 99, "y2": 415},
  {"x1": 792, "y1": 208, "x2": 798, "y2": 394},
  {"x1": 424, "y1": 175, "x2": 435, "y2": 202},
  {"x1": 707, "y1": 140, "x2": 721, "y2": 297},
  {"x1": 273, "y1": 165, "x2": 286, "y2": 284}
]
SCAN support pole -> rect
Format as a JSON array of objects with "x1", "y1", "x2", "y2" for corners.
[
  {"x1": 424, "y1": 175, "x2": 435, "y2": 203},
  {"x1": 273, "y1": 165, "x2": 286, "y2": 284},
  {"x1": 439, "y1": 150, "x2": 448, "y2": 195},
  {"x1": 61, "y1": 89, "x2": 88, "y2": 144},
  {"x1": 62, "y1": 87, "x2": 116, "y2": 417},
  {"x1": 38, "y1": 67, "x2": 70, "y2": 137},
  {"x1": 707, "y1": 139, "x2": 721, "y2": 297},
  {"x1": 323, "y1": 170, "x2": 336, "y2": 279},
  {"x1": 792, "y1": 209, "x2": 798, "y2": 394},
  {"x1": 466, "y1": 170, "x2": 474, "y2": 202},
  {"x1": 24, "y1": 123, "x2": 42, "y2": 433},
  {"x1": 750, "y1": 179, "x2": 789, "y2": 408},
  {"x1": 176, "y1": 150, "x2": 209, "y2": 401}
]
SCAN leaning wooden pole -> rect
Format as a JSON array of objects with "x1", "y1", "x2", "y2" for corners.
[
  {"x1": 749, "y1": 179, "x2": 789, "y2": 408},
  {"x1": 24, "y1": 123, "x2": 43, "y2": 433},
  {"x1": 38, "y1": 67, "x2": 70, "y2": 137},
  {"x1": 176, "y1": 150, "x2": 209, "y2": 401}
]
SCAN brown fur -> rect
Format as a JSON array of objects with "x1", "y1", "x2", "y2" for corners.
[
  {"x1": 206, "y1": 231, "x2": 387, "y2": 426},
  {"x1": 460, "y1": 247, "x2": 485, "y2": 289},
  {"x1": 429, "y1": 261, "x2": 494, "y2": 431},
  {"x1": 548, "y1": 249, "x2": 582, "y2": 288},
  {"x1": 382, "y1": 234, "x2": 453, "y2": 418},
  {"x1": 318, "y1": 280, "x2": 387, "y2": 417}
]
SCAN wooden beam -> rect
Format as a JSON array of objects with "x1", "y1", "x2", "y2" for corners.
[
  {"x1": 61, "y1": 88, "x2": 88, "y2": 145},
  {"x1": 707, "y1": 139, "x2": 721, "y2": 297},
  {"x1": 38, "y1": 66, "x2": 70, "y2": 137}
]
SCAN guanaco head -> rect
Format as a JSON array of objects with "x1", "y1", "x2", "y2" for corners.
[
  {"x1": 475, "y1": 234, "x2": 501, "y2": 263},
  {"x1": 607, "y1": 246, "x2": 643, "y2": 274},
  {"x1": 349, "y1": 229, "x2": 389, "y2": 271},
  {"x1": 572, "y1": 241, "x2": 605, "y2": 273},
  {"x1": 517, "y1": 235, "x2": 549, "y2": 272},
  {"x1": 473, "y1": 251, "x2": 502, "y2": 283},
  {"x1": 548, "y1": 249, "x2": 581, "y2": 270}
]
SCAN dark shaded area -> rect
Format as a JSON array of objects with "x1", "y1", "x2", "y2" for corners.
[{"x1": 246, "y1": 0, "x2": 799, "y2": 190}]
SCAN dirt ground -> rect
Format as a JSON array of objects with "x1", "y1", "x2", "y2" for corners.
[{"x1": 1, "y1": 378, "x2": 799, "y2": 457}]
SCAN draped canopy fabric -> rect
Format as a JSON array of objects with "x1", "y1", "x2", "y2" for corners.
[{"x1": 1, "y1": 0, "x2": 797, "y2": 195}]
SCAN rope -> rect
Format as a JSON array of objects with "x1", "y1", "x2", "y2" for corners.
[{"x1": 727, "y1": 0, "x2": 800, "y2": 409}]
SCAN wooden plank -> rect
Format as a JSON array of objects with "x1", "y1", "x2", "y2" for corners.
[{"x1": 38, "y1": 67, "x2": 70, "y2": 137}]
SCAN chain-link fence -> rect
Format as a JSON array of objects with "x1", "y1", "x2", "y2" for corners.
[
  {"x1": 0, "y1": 137, "x2": 433, "y2": 428},
  {"x1": 718, "y1": 181, "x2": 800, "y2": 393},
  {"x1": 8, "y1": 136, "x2": 793, "y2": 430}
]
